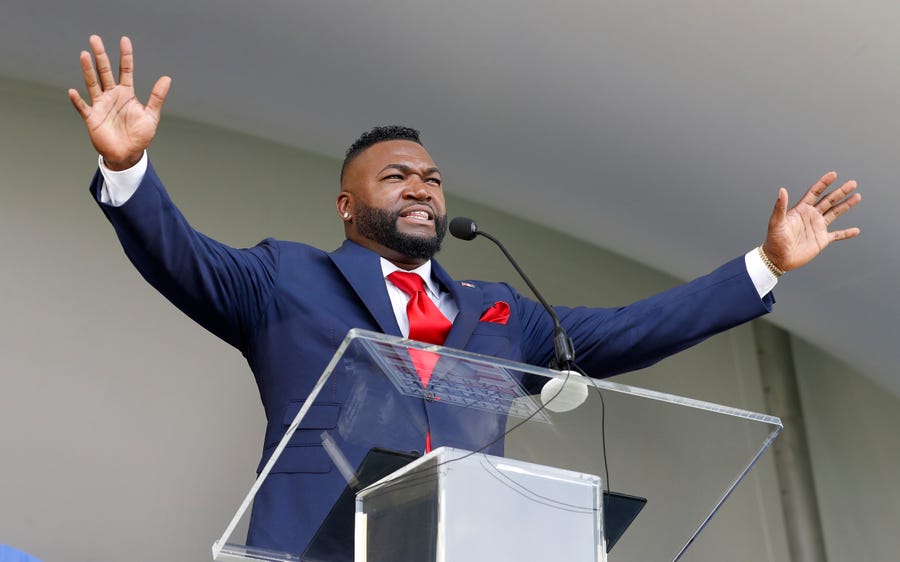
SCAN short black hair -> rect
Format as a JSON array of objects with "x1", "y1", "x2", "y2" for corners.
[{"x1": 341, "y1": 125, "x2": 422, "y2": 181}]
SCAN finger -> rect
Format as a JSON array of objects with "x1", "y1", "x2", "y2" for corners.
[
  {"x1": 68, "y1": 88, "x2": 91, "y2": 120},
  {"x1": 89, "y1": 35, "x2": 116, "y2": 91},
  {"x1": 119, "y1": 36, "x2": 134, "y2": 88},
  {"x1": 769, "y1": 187, "x2": 789, "y2": 226},
  {"x1": 145, "y1": 76, "x2": 172, "y2": 118},
  {"x1": 824, "y1": 192, "x2": 862, "y2": 225},
  {"x1": 815, "y1": 179, "x2": 858, "y2": 212},
  {"x1": 799, "y1": 171, "x2": 837, "y2": 206},
  {"x1": 829, "y1": 227, "x2": 861, "y2": 243},
  {"x1": 79, "y1": 50, "x2": 102, "y2": 101}
]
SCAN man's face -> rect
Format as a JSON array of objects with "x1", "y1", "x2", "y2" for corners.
[{"x1": 338, "y1": 140, "x2": 448, "y2": 268}]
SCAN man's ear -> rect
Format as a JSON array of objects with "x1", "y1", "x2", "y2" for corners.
[{"x1": 336, "y1": 192, "x2": 352, "y2": 220}]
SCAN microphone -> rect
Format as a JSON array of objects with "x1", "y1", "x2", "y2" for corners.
[
  {"x1": 449, "y1": 217, "x2": 478, "y2": 240},
  {"x1": 449, "y1": 217, "x2": 575, "y2": 371}
]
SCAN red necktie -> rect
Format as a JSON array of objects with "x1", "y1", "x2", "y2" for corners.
[
  {"x1": 387, "y1": 270, "x2": 451, "y2": 347},
  {"x1": 388, "y1": 271, "x2": 451, "y2": 453},
  {"x1": 388, "y1": 271, "x2": 451, "y2": 345}
]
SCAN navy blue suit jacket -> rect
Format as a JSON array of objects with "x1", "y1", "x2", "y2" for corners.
[{"x1": 91, "y1": 161, "x2": 773, "y2": 554}]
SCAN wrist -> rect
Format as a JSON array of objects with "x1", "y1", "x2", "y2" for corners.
[
  {"x1": 102, "y1": 153, "x2": 142, "y2": 172},
  {"x1": 758, "y1": 245, "x2": 785, "y2": 278}
]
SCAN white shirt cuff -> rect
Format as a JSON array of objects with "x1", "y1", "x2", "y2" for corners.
[
  {"x1": 745, "y1": 248, "x2": 778, "y2": 298},
  {"x1": 98, "y1": 151, "x2": 148, "y2": 207}
]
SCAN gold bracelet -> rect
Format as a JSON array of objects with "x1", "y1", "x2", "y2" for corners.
[{"x1": 758, "y1": 246, "x2": 785, "y2": 278}]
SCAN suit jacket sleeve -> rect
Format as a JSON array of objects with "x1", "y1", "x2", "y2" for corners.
[
  {"x1": 89, "y1": 161, "x2": 278, "y2": 352},
  {"x1": 516, "y1": 258, "x2": 774, "y2": 377}
]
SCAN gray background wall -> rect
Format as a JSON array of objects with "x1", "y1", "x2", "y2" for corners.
[{"x1": 1, "y1": 78, "x2": 897, "y2": 561}]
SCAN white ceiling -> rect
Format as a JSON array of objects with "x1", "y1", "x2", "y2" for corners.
[{"x1": 3, "y1": 0, "x2": 897, "y2": 395}]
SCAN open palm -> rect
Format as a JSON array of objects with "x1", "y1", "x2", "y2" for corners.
[
  {"x1": 762, "y1": 172, "x2": 861, "y2": 272},
  {"x1": 68, "y1": 35, "x2": 170, "y2": 170}
]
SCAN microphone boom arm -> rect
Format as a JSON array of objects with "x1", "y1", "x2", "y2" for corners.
[{"x1": 471, "y1": 229, "x2": 576, "y2": 371}]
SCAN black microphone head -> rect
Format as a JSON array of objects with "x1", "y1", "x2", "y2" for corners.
[{"x1": 449, "y1": 217, "x2": 479, "y2": 241}]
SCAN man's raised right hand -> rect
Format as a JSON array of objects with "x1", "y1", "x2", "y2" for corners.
[{"x1": 68, "y1": 35, "x2": 170, "y2": 171}]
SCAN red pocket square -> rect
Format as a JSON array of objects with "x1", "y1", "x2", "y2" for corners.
[{"x1": 479, "y1": 301, "x2": 510, "y2": 324}]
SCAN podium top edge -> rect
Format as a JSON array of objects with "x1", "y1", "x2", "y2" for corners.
[{"x1": 342, "y1": 329, "x2": 783, "y2": 428}]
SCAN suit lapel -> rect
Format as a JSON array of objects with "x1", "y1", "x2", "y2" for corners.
[
  {"x1": 328, "y1": 240, "x2": 402, "y2": 337},
  {"x1": 328, "y1": 243, "x2": 483, "y2": 347},
  {"x1": 432, "y1": 259, "x2": 481, "y2": 350}
]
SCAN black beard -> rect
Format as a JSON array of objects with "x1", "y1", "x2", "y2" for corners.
[{"x1": 354, "y1": 204, "x2": 447, "y2": 260}]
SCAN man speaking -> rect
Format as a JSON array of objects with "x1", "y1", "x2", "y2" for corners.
[{"x1": 69, "y1": 35, "x2": 860, "y2": 555}]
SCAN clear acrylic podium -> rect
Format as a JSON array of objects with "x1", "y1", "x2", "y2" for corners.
[{"x1": 213, "y1": 329, "x2": 782, "y2": 562}]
